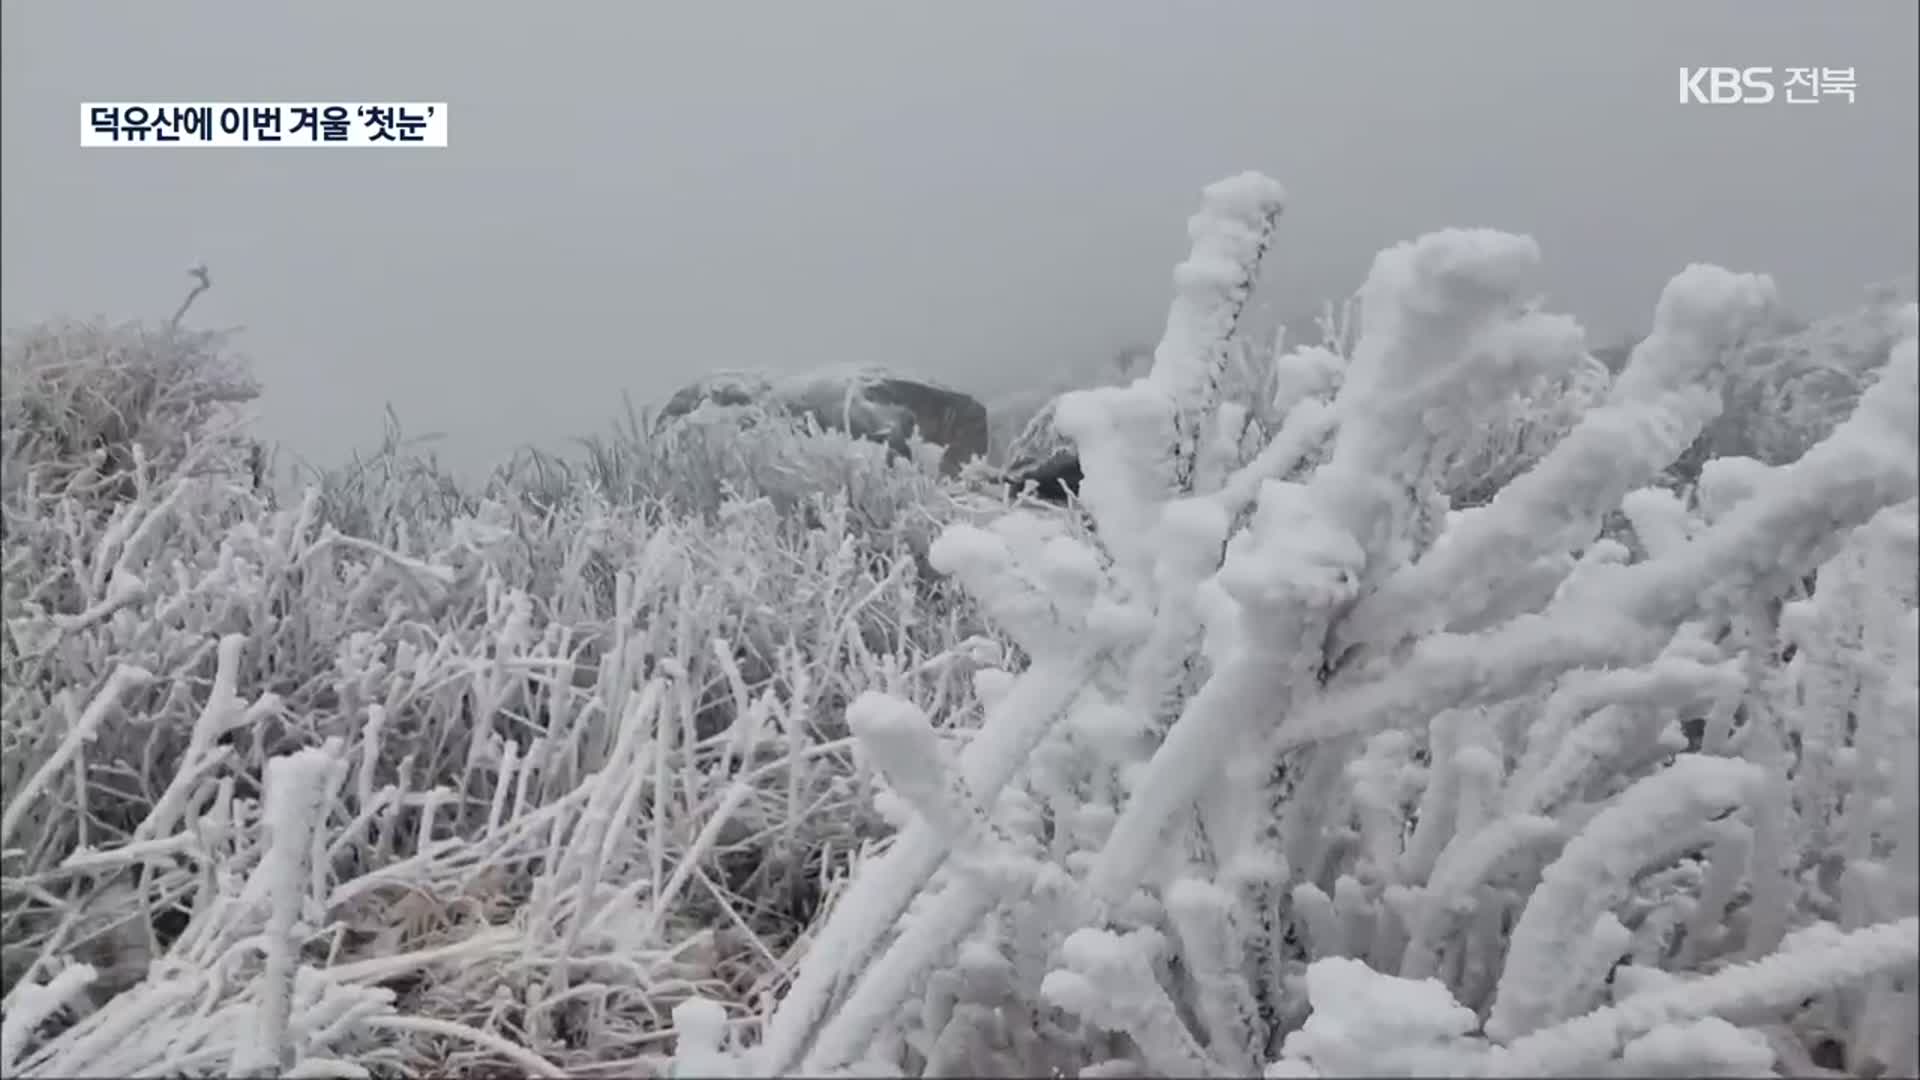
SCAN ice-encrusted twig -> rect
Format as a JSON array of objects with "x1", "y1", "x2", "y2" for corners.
[
  {"x1": 755, "y1": 651, "x2": 1101, "y2": 1073},
  {"x1": 1488, "y1": 754, "x2": 1765, "y2": 1042},
  {"x1": 1, "y1": 665, "x2": 155, "y2": 853},
  {"x1": 1055, "y1": 171, "x2": 1285, "y2": 582},
  {"x1": 1485, "y1": 917, "x2": 1920, "y2": 1076},
  {"x1": 0, "y1": 965, "x2": 97, "y2": 1072},
  {"x1": 233, "y1": 746, "x2": 338, "y2": 1076}
]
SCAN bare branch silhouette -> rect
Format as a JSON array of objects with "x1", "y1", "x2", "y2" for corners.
[{"x1": 170, "y1": 264, "x2": 212, "y2": 329}]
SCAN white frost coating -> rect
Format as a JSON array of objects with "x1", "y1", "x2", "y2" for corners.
[
  {"x1": 1056, "y1": 171, "x2": 1284, "y2": 581},
  {"x1": 928, "y1": 518, "x2": 1100, "y2": 656},
  {"x1": 1613, "y1": 320, "x2": 1917, "y2": 626},
  {"x1": 1087, "y1": 481, "x2": 1360, "y2": 905},
  {"x1": 846, "y1": 693, "x2": 939, "y2": 768},
  {"x1": 1197, "y1": 169, "x2": 1291, "y2": 223},
  {"x1": 25, "y1": 174, "x2": 1889, "y2": 1077},
  {"x1": 1047, "y1": 927, "x2": 1221, "y2": 1076},
  {"x1": 1, "y1": 965, "x2": 97, "y2": 1072},
  {"x1": 730, "y1": 191, "x2": 1911, "y2": 1075},
  {"x1": 802, "y1": 877, "x2": 1001, "y2": 1072},
  {"x1": 1342, "y1": 228, "x2": 1542, "y2": 393},
  {"x1": 1062, "y1": 924, "x2": 1139, "y2": 972},
  {"x1": 926, "y1": 523, "x2": 1007, "y2": 578},
  {"x1": 1209, "y1": 397, "x2": 1337, "y2": 521},
  {"x1": 847, "y1": 691, "x2": 1001, "y2": 859},
  {"x1": 1488, "y1": 754, "x2": 1766, "y2": 1043},
  {"x1": 1219, "y1": 481, "x2": 1367, "y2": 611},
  {"x1": 757, "y1": 655, "x2": 1095, "y2": 1072},
  {"x1": 1554, "y1": 913, "x2": 1634, "y2": 1026},
  {"x1": 1275, "y1": 957, "x2": 1481, "y2": 1076},
  {"x1": 1612, "y1": 265, "x2": 1779, "y2": 403},
  {"x1": 1354, "y1": 229, "x2": 1540, "y2": 334},
  {"x1": 1309, "y1": 228, "x2": 1546, "y2": 626},
  {"x1": 1399, "y1": 813, "x2": 1564, "y2": 980},
  {"x1": 1618, "y1": 1017, "x2": 1776, "y2": 1078},
  {"x1": 970, "y1": 666, "x2": 1014, "y2": 705},
  {"x1": 1504, "y1": 651, "x2": 1744, "y2": 818},
  {"x1": 1694, "y1": 455, "x2": 1775, "y2": 522},
  {"x1": 672, "y1": 998, "x2": 740, "y2": 1078},
  {"x1": 1039, "y1": 969, "x2": 1101, "y2": 1017},
  {"x1": 1487, "y1": 917, "x2": 1919, "y2": 1076},
  {"x1": 233, "y1": 747, "x2": 337, "y2": 1078},
  {"x1": 1157, "y1": 497, "x2": 1232, "y2": 573},
  {"x1": 673, "y1": 997, "x2": 729, "y2": 1048},
  {"x1": 1619, "y1": 486, "x2": 1693, "y2": 557},
  {"x1": 1041, "y1": 535, "x2": 1105, "y2": 588},
  {"x1": 1164, "y1": 877, "x2": 1258, "y2": 1072},
  {"x1": 1268, "y1": 317, "x2": 1917, "y2": 761},
  {"x1": 1069, "y1": 700, "x2": 1149, "y2": 761},
  {"x1": 1468, "y1": 307, "x2": 1589, "y2": 387},
  {"x1": 1335, "y1": 264, "x2": 1775, "y2": 656}
]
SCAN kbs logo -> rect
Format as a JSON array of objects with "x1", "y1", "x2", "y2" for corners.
[
  {"x1": 1680, "y1": 67, "x2": 1775, "y2": 104},
  {"x1": 1679, "y1": 67, "x2": 1857, "y2": 105}
]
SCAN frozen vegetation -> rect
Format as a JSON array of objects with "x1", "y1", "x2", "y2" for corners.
[{"x1": 1, "y1": 172, "x2": 1915, "y2": 1077}]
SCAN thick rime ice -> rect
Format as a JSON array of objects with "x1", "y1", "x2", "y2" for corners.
[
  {"x1": 8, "y1": 171, "x2": 1914, "y2": 1080},
  {"x1": 739, "y1": 178, "x2": 1917, "y2": 1079}
]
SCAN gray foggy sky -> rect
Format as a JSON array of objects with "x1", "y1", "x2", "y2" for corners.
[{"x1": 4, "y1": 2, "x2": 1915, "y2": 477}]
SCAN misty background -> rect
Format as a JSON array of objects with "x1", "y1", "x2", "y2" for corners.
[{"x1": 3, "y1": 1, "x2": 1915, "y2": 478}]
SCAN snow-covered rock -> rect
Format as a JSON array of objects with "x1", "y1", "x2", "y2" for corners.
[{"x1": 655, "y1": 366, "x2": 989, "y2": 476}]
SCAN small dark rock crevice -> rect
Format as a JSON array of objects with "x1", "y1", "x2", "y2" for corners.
[{"x1": 1004, "y1": 454, "x2": 1081, "y2": 504}]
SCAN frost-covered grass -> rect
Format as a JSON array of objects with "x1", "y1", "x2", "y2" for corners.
[
  {"x1": 3, "y1": 174, "x2": 1917, "y2": 1078},
  {"x1": 1, "y1": 333, "x2": 1003, "y2": 1076}
]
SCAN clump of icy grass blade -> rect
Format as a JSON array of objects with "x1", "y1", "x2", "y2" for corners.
[
  {"x1": 11, "y1": 743, "x2": 411, "y2": 1078},
  {"x1": 723, "y1": 173, "x2": 1920, "y2": 1078},
  {"x1": 1, "y1": 312, "x2": 1004, "y2": 1075}
]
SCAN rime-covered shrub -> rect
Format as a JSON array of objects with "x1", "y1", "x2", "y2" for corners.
[
  {"x1": 712, "y1": 173, "x2": 1919, "y2": 1078},
  {"x1": 0, "y1": 318, "x2": 262, "y2": 514},
  {"x1": 1004, "y1": 299, "x2": 1617, "y2": 515}
]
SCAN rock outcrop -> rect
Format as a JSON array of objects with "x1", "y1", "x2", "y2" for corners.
[{"x1": 655, "y1": 367, "x2": 989, "y2": 476}]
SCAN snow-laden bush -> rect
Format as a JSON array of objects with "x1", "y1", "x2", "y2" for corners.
[
  {"x1": 700, "y1": 173, "x2": 1920, "y2": 1078},
  {"x1": 1, "y1": 317, "x2": 262, "y2": 512}
]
